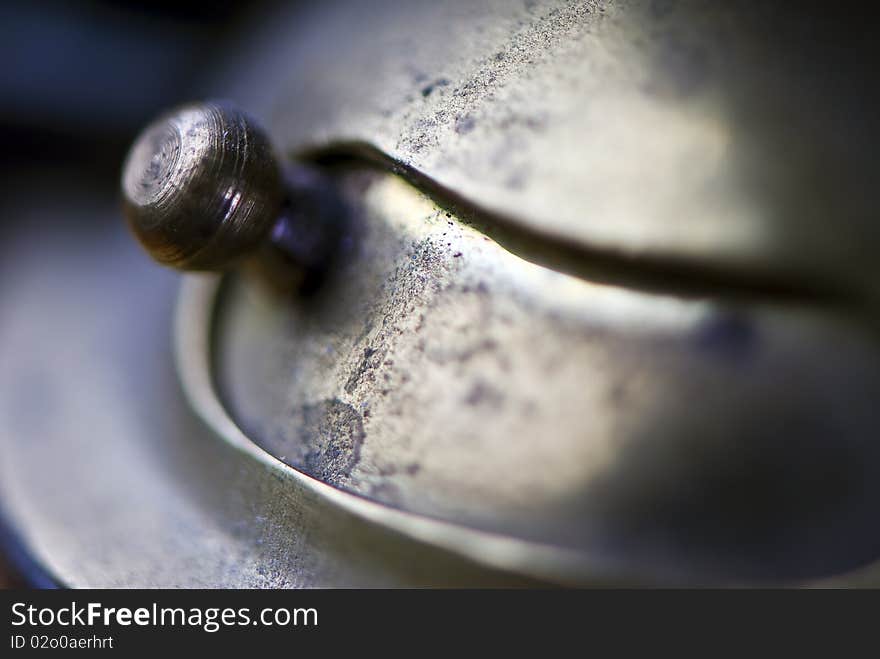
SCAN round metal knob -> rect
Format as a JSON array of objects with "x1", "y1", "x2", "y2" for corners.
[{"x1": 121, "y1": 101, "x2": 284, "y2": 271}]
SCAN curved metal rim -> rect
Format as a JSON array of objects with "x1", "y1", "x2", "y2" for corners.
[
  {"x1": 174, "y1": 274, "x2": 880, "y2": 588},
  {"x1": 174, "y1": 274, "x2": 650, "y2": 586}
]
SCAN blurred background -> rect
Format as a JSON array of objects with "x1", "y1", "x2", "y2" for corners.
[
  {"x1": 0, "y1": 0, "x2": 278, "y2": 587},
  {"x1": 0, "y1": 0, "x2": 274, "y2": 213}
]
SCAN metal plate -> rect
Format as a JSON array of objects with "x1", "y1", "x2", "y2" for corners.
[
  {"x1": 211, "y1": 0, "x2": 879, "y2": 304},
  {"x1": 2, "y1": 0, "x2": 879, "y2": 587},
  {"x1": 214, "y1": 169, "x2": 880, "y2": 583},
  {"x1": 0, "y1": 181, "x2": 551, "y2": 586}
]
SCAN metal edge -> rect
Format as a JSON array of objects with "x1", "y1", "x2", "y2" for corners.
[
  {"x1": 175, "y1": 274, "x2": 880, "y2": 588},
  {"x1": 173, "y1": 274, "x2": 653, "y2": 587}
]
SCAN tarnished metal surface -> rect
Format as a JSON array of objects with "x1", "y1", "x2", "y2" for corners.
[
  {"x1": 2, "y1": 1, "x2": 880, "y2": 587},
  {"x1": 214, "y1": 0, "x2": 879, "y2": 304},
  {"x1": 3, "y1": 174, "x2": 879, "y2": 586},
  {"x1": 0, "y1": 181, "x2": 547, "y2": 587},
  {"x1": 215, "y1": 170, "x2": 880, "y2": 583}
]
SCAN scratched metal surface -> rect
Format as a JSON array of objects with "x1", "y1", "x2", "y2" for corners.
[
  {"x1": 205, "y1": 0, "x2": 880, "y2": 582},
  {"x1": 0, "y1": 176, "x2": 547, "y2": 587},
  {"x1": 211, "y1": 0, "x2": 879, "y2": 304},
  {"x1": 2, "y1": 0, "x2": 880, "y2": 587},
  {"x1": 215, "y1": 170, "x2": 880, "y2": 582}
]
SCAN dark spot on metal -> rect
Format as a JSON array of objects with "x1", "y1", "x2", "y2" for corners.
[
  {"x1": 420, "y1": 78, "x2": 450, "y2": 97},
  {"x1": 344, "y1": 345, "x2": 382, "y2": 394},
  {"x1": 286, "y1": 399, "x2": 365, "y2": 486},
  {"x1": 455, "y1": 115, "x2": 476, "y2": 134},
  {"x1": 464, "y1": 381, "x2": 505, "y2": 408},
  {"x1": 693, "y1": 312, "x2": 757, "y2": 362}
]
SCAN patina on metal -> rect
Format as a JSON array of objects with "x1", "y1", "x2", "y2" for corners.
[
  {"x1": 2, "y1": 0, "x2": 879, "y2": 587},
  {"x1": 212, "y1": 169, "x2": 880, "y2": 584},
  {"x1": 219, "y1": 0, "x2": 878, "y2": 306}
]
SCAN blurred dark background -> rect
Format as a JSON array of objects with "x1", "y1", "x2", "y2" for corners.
[
  {"x1": 0, "y1": 0, "x2": 277, "y2": 587},
  {"x1": 0, "y1": 0, "x2": 275, "y2": 190}
]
